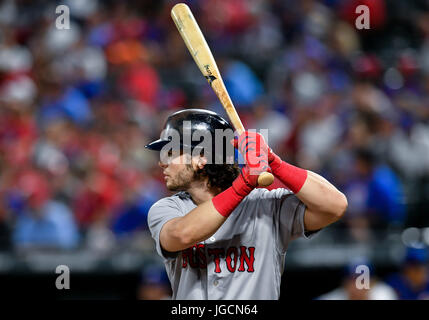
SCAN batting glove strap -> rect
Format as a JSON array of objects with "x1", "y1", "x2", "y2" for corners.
[{"x1": 268, "y1": 148, "x2": 282, "y2": 168}]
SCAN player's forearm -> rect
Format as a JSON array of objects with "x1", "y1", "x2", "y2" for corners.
[
  {"x1": 269, "y1": 153, "x2": 347, "y2": 219},
  {"x1": 161, "y1": 200, "x2": 227, "y2": 251},
  {"x1": 295, "y1": 170, "x2": 348, "y2": 218},
  {"x1": 161, "y1": 173, "x2": 254, "y2": 252}
]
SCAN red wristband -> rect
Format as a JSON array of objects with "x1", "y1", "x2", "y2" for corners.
[
  {"x1": 270, "y1": 156, "x2": 307, "y2": 194},
  {"x1": 212, "y1": 174, "x2": 253, "y2": 217}
]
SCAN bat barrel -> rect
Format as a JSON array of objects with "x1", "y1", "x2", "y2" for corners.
[{"x1": 171, "y1": 3, "x2": 273, "y2": 187}]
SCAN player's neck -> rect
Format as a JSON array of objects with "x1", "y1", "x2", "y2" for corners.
[{"x1": 186, "y1": 180, "x2": 219, "y2": 205}]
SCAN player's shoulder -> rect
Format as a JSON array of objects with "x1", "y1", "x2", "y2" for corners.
[{"x1": 149, "y1": 191, "x2": 193, "y2": 213}]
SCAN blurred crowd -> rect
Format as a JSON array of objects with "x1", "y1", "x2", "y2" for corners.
[
  {"x1": 317, "y1": 246, "x2": 429, "y2": 300},
  {"x1": 0, "y1": 0, "x2": 428, "y2": 270}
]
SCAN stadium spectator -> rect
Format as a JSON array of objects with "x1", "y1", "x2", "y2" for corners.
[
  {"x1": 0, "y1": 0, "x2": 427, "y2": 275},
  {"x1": 317, "y1": 257, "x2": 397, "y2": 300},
  {"x1": 9, "y1": 169, "x2": 80, "y2": 249},
  {"x1": 138, "y1": 263, "x2": 171, "y2": 300},
  {"x1": 386, "y1": 247, "x2": 429, "y2": 300}
]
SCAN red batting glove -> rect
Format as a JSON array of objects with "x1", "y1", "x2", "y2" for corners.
[{"x1": 236, "y1": 131, "x2": 270, "y2": 174}]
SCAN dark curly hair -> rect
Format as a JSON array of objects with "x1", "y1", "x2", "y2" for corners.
[{"x1": 193, "y1": 163, "x2": 240, "y2": 191}]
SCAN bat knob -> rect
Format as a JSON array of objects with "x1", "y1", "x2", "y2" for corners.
[{"x1": 257, "y1": 172, "x2": 274, "y2": 187}]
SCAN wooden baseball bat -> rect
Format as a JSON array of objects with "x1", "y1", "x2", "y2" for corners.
[{"x1": 171, "y1": 3, "x2": 274, "y2": 187}]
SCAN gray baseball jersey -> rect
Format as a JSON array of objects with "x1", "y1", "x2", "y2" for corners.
[{"x1": 148, "y1": 187, "x2": 318, "y2": 300}]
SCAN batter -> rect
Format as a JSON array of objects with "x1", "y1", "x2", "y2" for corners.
[{"x1": 146, "y1": 109, "x2": 347, "y2": 300}]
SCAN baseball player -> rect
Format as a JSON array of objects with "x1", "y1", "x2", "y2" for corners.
[{"x1": 145, "y1": 109, "x2": 348, "y2": 300}]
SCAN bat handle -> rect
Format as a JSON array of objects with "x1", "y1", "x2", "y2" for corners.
[{"x1": 257, "y1": 171, "x2": 274, "y2": 187}]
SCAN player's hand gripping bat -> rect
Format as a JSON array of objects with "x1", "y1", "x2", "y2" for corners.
[{"x1": 171, "y1": 3, "x2": 274, "y2": 187}]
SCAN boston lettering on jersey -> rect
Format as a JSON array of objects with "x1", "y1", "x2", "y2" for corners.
[{"x1": 181, "y1": 244, "x2": 255, "y2": 273}]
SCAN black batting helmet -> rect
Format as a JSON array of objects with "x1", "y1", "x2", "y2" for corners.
[{"x1": 145, "y1": 109, "x2": 235, "y2": 163}]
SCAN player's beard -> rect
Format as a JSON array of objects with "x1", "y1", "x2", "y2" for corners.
[{"x1": 165, "y1": 164, "x2": 201, "y2": 191}]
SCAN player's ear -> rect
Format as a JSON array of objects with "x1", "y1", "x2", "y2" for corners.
[
  {"x1": 197, "y1": 155, "x2": 207, "y2": 169},
  {"x1": 192, "y1": 149, "x2": 208, "y2": 169}
]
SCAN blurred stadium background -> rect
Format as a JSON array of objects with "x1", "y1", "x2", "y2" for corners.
[{"x1": 0, "y1": 0, "x2": 429, "y2": 300}]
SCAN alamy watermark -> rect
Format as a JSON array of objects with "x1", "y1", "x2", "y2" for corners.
[
  {"x1": 355, "y1": 5, "x2": 370, "y2": 30},
  {"x1": 158, "y1": 123, "x2": 269, "y2": 167},
  {"x1": 55, "y1": 5, "x2": 70, "y2": 30},
  {"x1": 55, "y1": 265, "x2": 70, "y2": 290},
  {"x1": 355, "y1": 264, "x2": 370, "y2": 289}
]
